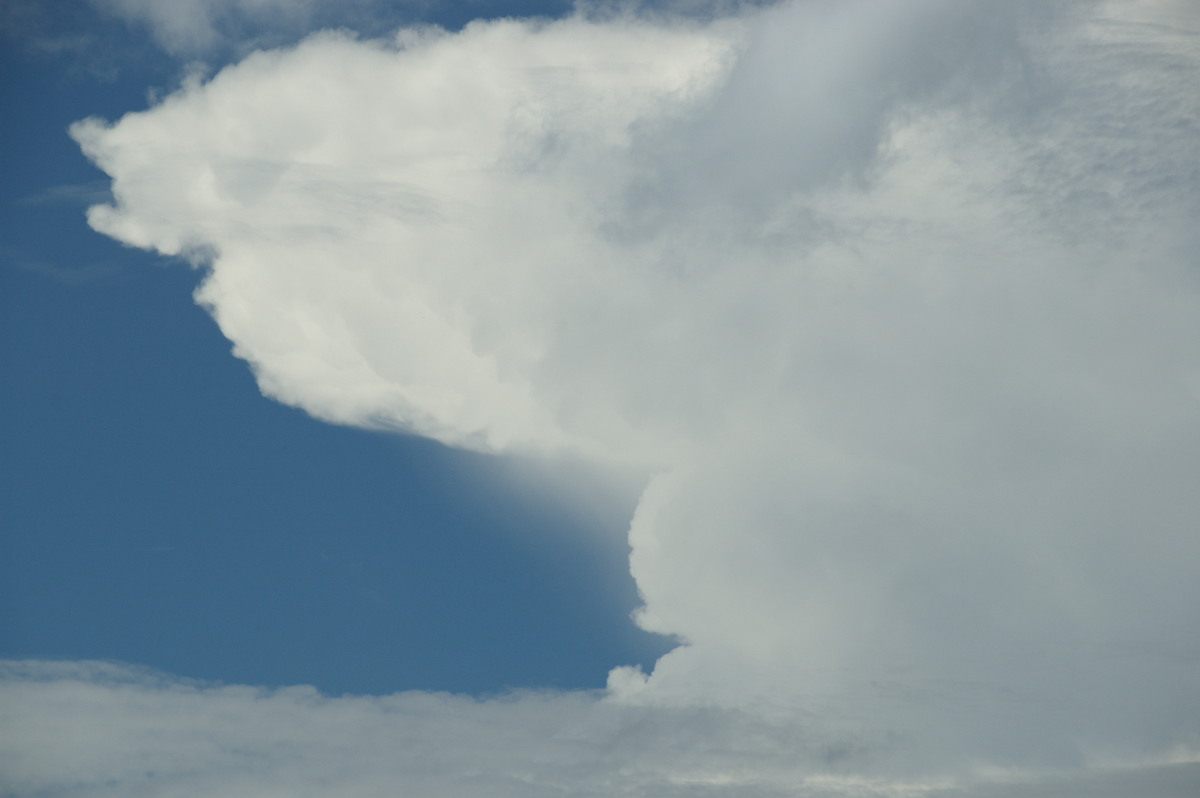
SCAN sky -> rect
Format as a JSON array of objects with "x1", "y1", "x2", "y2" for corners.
[{"x1": 1, "y1": 1, "x2": 1199, "y2": 796}]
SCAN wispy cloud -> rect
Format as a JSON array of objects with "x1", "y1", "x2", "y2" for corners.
[
  {"x1": 11, "y1": 0, "x2": 1199, "y2": 794},
  {"x1": 17, "y1": 181, "x2": 114, "y2": 207},
  {"x1": 87, "y1": 0, "x2": 424, "y2": 56},
  {"x1": 1, "y1": 244, "x2": 127, "y2": 285}
]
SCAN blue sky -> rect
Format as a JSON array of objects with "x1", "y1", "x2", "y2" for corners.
[{"x1": 2, "y1": 1, "x2": 1200, "y2": 796}]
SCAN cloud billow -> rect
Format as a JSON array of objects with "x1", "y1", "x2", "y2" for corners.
[{"x1": 9, "y1": 0, "x2": 1199, "y2": 794}]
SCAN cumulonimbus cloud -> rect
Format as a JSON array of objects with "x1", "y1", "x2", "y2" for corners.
[{"x1": 9, "y1": 0, "x2": 1200, "y2": 795}]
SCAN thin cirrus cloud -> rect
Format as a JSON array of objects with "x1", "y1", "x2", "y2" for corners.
[
  {"x1": 86, "y1": 0, "x2": 381, "y2": 55},
  {"x1": 5, "y1": 0, "x2": 1200, "y2": 795}
]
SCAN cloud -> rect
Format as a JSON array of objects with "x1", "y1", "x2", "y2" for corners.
[
  {"x1": 71, "y1": 14, "x2": 740, "y2": 456},
  {"x1": 88, "y1": 0, "x2": 399, "y2": 55},
  {"x1": 3, "y1": 659, "x2": 1197, "y2": 798},
  {"x1": 0, "y1": 659, "x2": 907, "y2": 798},
  {"x1": 25, "y1": 0, "x2": 1200, "y2": 793}
]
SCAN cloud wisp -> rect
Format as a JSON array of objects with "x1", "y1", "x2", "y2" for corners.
[
  {"x1": 87, "y1": 0, "x2": 392, "y2": 56},
  {"x1": 7, "y1": 1, "x2": 1200, "y2": 795}
]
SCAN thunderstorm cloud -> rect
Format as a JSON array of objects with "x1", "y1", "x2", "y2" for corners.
[{"x1": 5, "y1": 1, "x2": 1200, "y2": 795}]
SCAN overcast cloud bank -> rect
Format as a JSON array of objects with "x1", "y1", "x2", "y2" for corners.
[
  {"x1": 3, "y1": 659, "x2": 1198, "y2": 797},
  {"x1": 6, "y1": 0, "x2": 1200, "y2": 795}
]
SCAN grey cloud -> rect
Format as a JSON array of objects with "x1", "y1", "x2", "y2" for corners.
[{"x1": 4, "y1": 660, "x2": 1197, "y2": 798}]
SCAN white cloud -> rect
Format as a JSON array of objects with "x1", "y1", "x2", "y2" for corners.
[
  {"x1": 71, "y1": 15, "x2": 740, "y2": 456},
  {"x1": 26, "y1": 0, "x2": 1200, "y2": 793}
]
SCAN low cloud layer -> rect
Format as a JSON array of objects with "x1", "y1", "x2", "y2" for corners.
[
  {"x1": 3, "y1": 659, "x2": 1198, "y2": 797},
  {"x1": 7, "y1": 0, "x2": 1200, "y2": 794}
]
